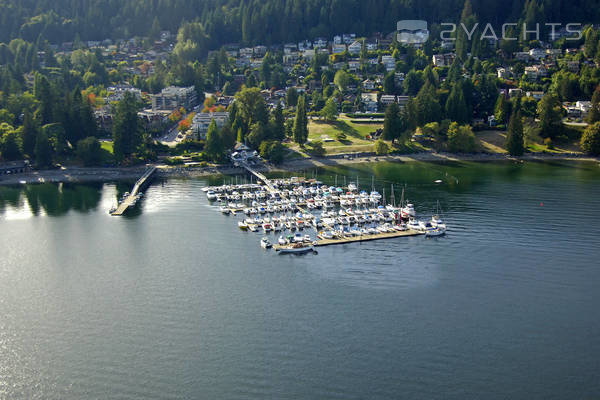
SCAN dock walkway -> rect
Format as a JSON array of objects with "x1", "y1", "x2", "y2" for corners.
[
  {"x1": 315, "y1": 229, "x2": 424, "y2": 246},
  {"x1": 111, "y1": 166, "x2": 157, "y2": 216}
]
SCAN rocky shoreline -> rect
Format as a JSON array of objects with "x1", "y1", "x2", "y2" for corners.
[{"x1": 1, "y1": 151, "x2": 598, "y2": 186}]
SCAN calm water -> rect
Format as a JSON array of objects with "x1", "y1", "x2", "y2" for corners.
[{"x1": 1, "y1": 161, "x2": 600, "y2": 399}]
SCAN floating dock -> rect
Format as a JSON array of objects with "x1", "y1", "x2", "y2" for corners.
[{"x1": 314, "y1": 229, "x2": 424, "y2": 247}]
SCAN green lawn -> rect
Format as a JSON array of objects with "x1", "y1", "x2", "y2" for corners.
[{"x1": 301, "y1": 118, "x2": 382, "y2": 154}]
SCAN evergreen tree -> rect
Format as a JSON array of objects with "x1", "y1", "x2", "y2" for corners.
[
  {"x1": 587, "y1": 88, "x2": 600, "y2": 124},
  {"x1": 293, "y1": 95, "x2": 308, "y2": 145},
  {"x1": 445, "y1": 83, "x2": 470, "y2": 123},
  {"x1": 112, "y1": 92, "x2": 140, "y2": 162},
  {"x1": 205, "y1": 119, "x2": 223, "y2": 161},
  {"x1": 286, "y1": 87, "x2": 299, "y2": 107},
  {"x1": 271, "y1": 102, "x2": 285, "y2": 141},
  {"x1": 34, "y1": 74, "x2": 55, "y2": 125},
  {"x1": 506, "y1": 109, "x2": 524, "y2": 156},
  {"x1": 494, "y1": 94, "x2": 512, "y2": 125},
  {"x1": 383, "y1": 102, "x2": 402, "y2": 143},
  {"x1": 320, "y1": 98, "x2": 338, "y2": 122},
  {"x1": 581, "y1": 121, "x2": 600, "y2": 155},
  {"x1": 21, "y1": 111, "x2": 37, "y2": 158},
  {"x1": 34, "y1": 130, "x2": 52, "y2": 167},
  {"x1": 0, "y1": 123, "x2": 22, "y2": 161},
  {"x1": 537, "y1": 94, "x2": 563, "y2": 139}
]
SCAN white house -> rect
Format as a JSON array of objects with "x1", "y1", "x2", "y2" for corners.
[
  {"x1": 348, "y1": 40, "x2": 362, "y2": 55},
  {"x1": 381, "y1": 55, "x2": 396, "y2": 71},
  {"x1": 362, "y1": 79, "x2": 375, "y2": 90},
  {"x1": 361, "y1": 92, "x2": 378, "y2": 113},
  {"x1": 332, "y1": 43, "x2": 346, "y2": 54}
]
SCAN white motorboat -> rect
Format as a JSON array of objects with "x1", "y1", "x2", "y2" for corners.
[
  {"x1": 238, "y1": 221, "x2": 248, "y2": 231},
  {"x1": 260, "y1": 237, "x2": 272, "y2": 249},
  {"x1": 219, "y1": 206, "x2": 230, "y2": 215},
  {"x1": 278, "y1": 236, "x2": 289, "y2": 245},
  {"x1": 262, "y1": 223, "x2": 273, "y2": 233},
  {"x1": 276, "y1": 242, "x2": 315, "y2": 254},
  {"x1": 407, "y1": 219, "x2": 421, "y2": 230},
  {"x1": 425, "y1": 226, "x2": 446, "y2": 237},
  {"x1": 206, "y1": 190, "x2": 217, "y2": 201}
]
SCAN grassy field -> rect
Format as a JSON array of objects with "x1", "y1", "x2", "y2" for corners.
[
  {"x1": 475, "y1": 130, "x2": 583, "y2": 154},
  {"x1": 286, "y1": 116, "x2": 383, "y2": 155}
]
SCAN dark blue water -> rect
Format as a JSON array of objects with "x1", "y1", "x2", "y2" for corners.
[{"x1": 1, "y1": 161, "x2": 599, "y2": 399}]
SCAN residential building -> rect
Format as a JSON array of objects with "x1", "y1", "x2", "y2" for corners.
[
  {"x1": 529, "y1": 48, "x2": 546, "y2": 61},
  {"x1": 432, "y1": 53, "x2": 456, "y2": 67},
  {"x1": 361, "y1": 92, "x2": 378, "y2": 112},
  {"x1": 151, "y1": 86, "x2": 197, "y2": 111},
  {"x1": 508, "y1": 88, "x2": 523, "y2": 97},
  {"x1": 253, "y1": 45, "x2": 267, "y2": 57},
  {"x1": 348, "y1": 59, "x2": 360, "y2": 72},
  {"x1": 348, "y1": 40, "x2": 362, "y2": 55},
  {"x1": 362, "y1": 79, "x2": 375, "y2": 90},
  {"x1": 526, "y1": 91, "x2": 545, "y2": 100},
  {"x1": 332, "y1": 43, "x2": 346, "y2": 54},
  {"x1": 342, "y1": 33, "x2": 356, "y2": 44},
  {"x1": 381, "y1": 55, "x2": 396, "y2": 71},
  {"x1": 192, "y1": 112, "x2": 229, "y2": 140},
  {"x1": 284, "y1": 43, "x2": 298, "y2": 54},
  {"x1": 313, "y1": 38, "x2": 327, "y2": 49}
]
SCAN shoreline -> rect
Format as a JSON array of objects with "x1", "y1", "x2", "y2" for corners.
[{"x1": 1, "y1": 151, "x2": 598, "y2": 186}]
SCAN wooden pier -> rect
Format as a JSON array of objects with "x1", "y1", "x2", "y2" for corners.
[
  {"x1": 314, "y1": 229, "x2": 424, "y2": 246},
  {"x1": 111, "y1": 166, "x2": 157, "y2": 216}
]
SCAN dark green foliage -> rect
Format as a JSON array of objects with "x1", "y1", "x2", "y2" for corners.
[
  {"x1": 447, "y1": 122, "x2": 477, "y2": 153},
  {"x1": 76, "y1": 136, "x2": 102, "y2": 166},
  {"x1": 293, "y1": 95, "x2": 308, "y2": 145},
  {"x1": 112, "y1": 92, "x2": 141, "y2": 162},
  {"x1": 259, "y1": 140, "x2": 285, "y2": 163},
  {"x1": 537, "y1": 94, "x2": 563, "y2": 139},
  {"x1": 21, "y1": 111, "x2": 37, "y2": 158},
  {"x1": 580, "y1": 122, "x2": 600, "y2": 155},
  {"x1": 506, "y1": 110, "x2": 524, "y2": 156},
  {"x1": 34, "y1": 130, "x2": 52, "y2": 167},
  {"x1": 383, "y1": 102, "x2": 405, "y2": 143}
]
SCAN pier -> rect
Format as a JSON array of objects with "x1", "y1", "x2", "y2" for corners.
[
  {"x1": 241, "y1": 163, "x2": 276, "y2": 193},
  {"x1": 111, "y1": 166, "x2": 157, "y2": 216},
  {"x1": 314, "y1": 229, "x2": 424, "y2": 247}
]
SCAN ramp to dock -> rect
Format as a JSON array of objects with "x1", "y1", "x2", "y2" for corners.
[{"x1": 111, "y1": 166, "x2": 157, "y2": 216}]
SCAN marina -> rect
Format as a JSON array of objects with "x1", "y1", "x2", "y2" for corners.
[{"x1": 203, "y1": 164, "x2": 446, "y2": 250}]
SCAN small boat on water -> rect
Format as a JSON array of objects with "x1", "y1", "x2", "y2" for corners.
[
  {"x1": 238, "y1": 221, "x2": 249, "y2": 231},
  {"x1": 425, "y1": 226, "x2": 446, "y2": 237},
  {"x1": 278, "y1": 236, "x2": 289, "y2": 245},
  {"x1": 260, "y1": 237, "x2": 272, "y2": 249},
  {"x1": 219, "y1": 206, "x2": 231, "y2": 215},
  {"x1": 206, "y1": 190, "x2": 217, "y2": 201},
  {"x1": 407, "y1": 219, "x2": 421, "y2": 230},
  {"x1": 276, "y1": 242, "x2": 314, "y2": 254},
  {"x1": 249, "y1": 224, "x2": 259, "y2": 232}
]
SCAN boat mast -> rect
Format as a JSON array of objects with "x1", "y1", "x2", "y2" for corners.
[
  {"x1": 400, "y1": 187, "x2": 405, "y2": 208},
  {"x1": 391, "y1": 184, "x2": 395, "y2": 207}
]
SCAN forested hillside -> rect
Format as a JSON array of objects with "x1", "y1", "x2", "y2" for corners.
[{"x1": 1, "y1": 0, "x2": 599, "y2": 46}]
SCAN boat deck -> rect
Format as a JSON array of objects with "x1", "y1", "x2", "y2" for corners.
[{"x1": 314, "y1": 229, "x2": 424, "y2": 246}]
